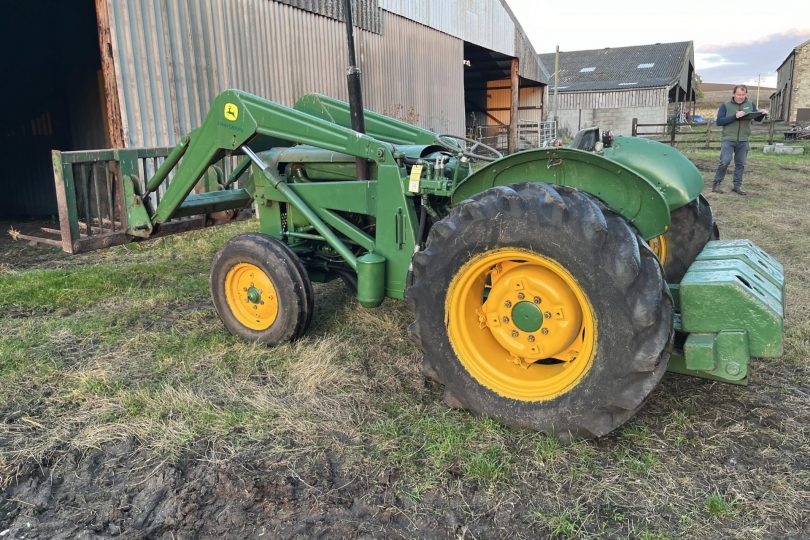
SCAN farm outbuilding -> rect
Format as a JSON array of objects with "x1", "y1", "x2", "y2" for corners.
[
  {"x1": 1, "y1": 0, "x2": 546, "y2": 220},
  {"x1": 539, "y1": 42, "x2": 696, "y2": 136},
  {"x1": 770, "y1": 39, "x2": 810, "y2": 123}
]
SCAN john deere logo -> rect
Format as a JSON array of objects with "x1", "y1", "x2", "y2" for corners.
[{"x1": 224, "y1": 103, "x2": 239, "y2": 121}]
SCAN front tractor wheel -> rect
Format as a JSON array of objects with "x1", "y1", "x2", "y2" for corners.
[
  {"x1": 211, "y1": 233, "x2": 313, "y2": 344},
  {"x1": 407, "y1": 183, "x2": 673, "y2": 438}
]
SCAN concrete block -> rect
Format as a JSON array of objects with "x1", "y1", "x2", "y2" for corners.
[{"x1": 763, "y1": 145, "x2": 805, "y2": 154}]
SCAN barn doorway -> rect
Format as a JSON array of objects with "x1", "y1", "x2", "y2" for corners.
[{"x1": 0, "y1": 1, "x2": 108, "y2": 220}]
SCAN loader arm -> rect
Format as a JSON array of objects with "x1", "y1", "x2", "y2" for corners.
[{"x1": 133, "y1": 89, "x2": 398, "y2": 235}]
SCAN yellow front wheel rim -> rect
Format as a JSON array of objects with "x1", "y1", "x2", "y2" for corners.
[
  {"x1": 648, "y1": 235, "x2": 668, "y2": 264},
  {"x1": 446, "y1": 248, "x2": 597, "y2": 401},
  {"x1": 224, "y1": 263, "x2": 279, "y2": 330}
]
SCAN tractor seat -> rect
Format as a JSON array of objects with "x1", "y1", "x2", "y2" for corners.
[{"x1": 570, "y1": 127, "x2": 600, "y2": 151}]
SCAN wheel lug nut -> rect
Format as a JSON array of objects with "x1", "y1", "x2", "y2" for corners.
[
  {"x1": 517, "y1": 293, "x2": 525, "y2": 300},
  {"x1": 504, "y1": 300, "x2": 512, "y2": 308},
  {"x1": 511, "y1": 330, "x2": 519, "y2": 338},
  {"x1": 541, "y1": 328, "x2": 549, "y2": 335},
  {"x1": 502, "y1": 316, "x2": 510, "y2": 324},
  {"x1": 544, "y1": 311, "x2": 552, "y2": 319},
  {"x1": 528, "y1": 335, "x2": 535, "y2": 342},
  {"x1": 534, "y1": 296, "x2": 541, "y2": 304}
]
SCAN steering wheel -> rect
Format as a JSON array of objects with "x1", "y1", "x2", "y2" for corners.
[{"x1": 435, "y1": 134, "x2": 503, "y2": 162}]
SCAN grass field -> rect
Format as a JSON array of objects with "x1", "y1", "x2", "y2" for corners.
[{"x1": 1, "y1": 144, "x2": 808, "y2": 538}]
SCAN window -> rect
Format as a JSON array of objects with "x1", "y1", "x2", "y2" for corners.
[
  {"x1": 637, "y1": 63, "x2": 654, "y2": 69},
  {"x1": 618, "y1": 82, "x2": 638, "y2": 86},
  {"x1": 579, "y1": 67, "x2": 595, "y2": 73}
]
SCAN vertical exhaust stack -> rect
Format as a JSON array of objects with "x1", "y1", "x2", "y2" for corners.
[{"x1": 343, "y1": 0, "x2": 368, "y2": 180}]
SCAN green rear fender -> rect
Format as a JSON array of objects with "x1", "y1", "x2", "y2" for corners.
[
  {"x1": 452, "y1": 139, "x2": 703, "y2": 240},
  {"x1": 602, "y1": 136, "x2": 704, "y2": 209}
]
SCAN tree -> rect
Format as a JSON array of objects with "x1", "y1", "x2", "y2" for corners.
[{"x1": 694, "y1": 73, "x2": 704, "y2": 101}]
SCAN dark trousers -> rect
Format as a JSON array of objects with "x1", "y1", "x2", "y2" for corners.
[{"x1": 713, "y1": 140, "x2": 749, "y2": 188}]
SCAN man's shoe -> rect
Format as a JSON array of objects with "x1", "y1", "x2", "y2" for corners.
[
  {"x1": 712, "y1": 183, "x2": 724, "y2": 193},
  {"x1": 732, "y1": 187, "x2": 748, "y2": 196}
]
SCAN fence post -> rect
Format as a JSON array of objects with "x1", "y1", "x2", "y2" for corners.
[
  {"x1": 669, "y1": 118, "x2": 678, "y2": 146},
  {"x1": 705, "y1": 120, "x2": 712, "y2": 149},
  {"x1": 632, "y1": 118, "x2": 638, "y2": 137},
  {"x1": 768, "y1": 119, "x2": 775, "y2": 145}
]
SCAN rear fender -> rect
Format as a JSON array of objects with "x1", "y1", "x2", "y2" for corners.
[{"x1": 451, "y1": 148, "x2": 671, "y2": 240}]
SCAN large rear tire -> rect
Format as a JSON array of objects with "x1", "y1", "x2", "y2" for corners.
[
  {"x1": 210, "y1": 233, "x2": 314, "y2": 344},
  {"x1": 649, "y1": 195, "x2": 717, "y2": 282},
  {"x1": 407, "y1": 183, "x2": 673, "y2": 438}
]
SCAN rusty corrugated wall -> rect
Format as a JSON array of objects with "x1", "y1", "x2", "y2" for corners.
[
  {"x1": 106, "y1": 0, "x2": 464, "y2": 147},
  {"x1": 378, "y1": 0, "x2": 547, "y2": 83},
  {"x1": 377, "y1": 0, "x2": 515, "y2": 56},
  {"x1": 274, "y1": 0, "x2": 383, "y2": 33}
]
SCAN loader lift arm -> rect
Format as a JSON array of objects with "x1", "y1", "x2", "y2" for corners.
[{"x1": 129, "y1": 89, "x2": 401, "y2": 237}]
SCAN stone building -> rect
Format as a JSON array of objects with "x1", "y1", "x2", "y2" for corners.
[
  {"x1": 770, "y1": 39, "x2": 810, "y2": 123},
  {"x1": 539, "y1": 42, "x2": 695, "y2": 136}
]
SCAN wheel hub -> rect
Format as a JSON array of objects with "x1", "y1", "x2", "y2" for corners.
[
  {"x1": 447, "y1": 248, "x2": 597, "y2": 401},
  {"x1": 246, "y1": 286, "x2": 262, "y2": 304},
  {"x1": 511, "y1": 301, "x2": 543, "y2": 332},
  {"x1": 224, "y1": 263, "x2": 279, "y2": 330},
  {"x1": 482, "y1": 262, "x2": 584, "y2": 362}
]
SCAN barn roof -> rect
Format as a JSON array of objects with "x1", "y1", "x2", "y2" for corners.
[{"x1": 539, "y1": 41, "x2": 692, "y2": 92}]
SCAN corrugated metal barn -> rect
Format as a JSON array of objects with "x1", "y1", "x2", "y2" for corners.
[
  {"x1": 1, "y1": 0, "x2": 546, "y2": 220},
  {"x1": 539, "y1": 42, "x2": 695, "y2": 136}
]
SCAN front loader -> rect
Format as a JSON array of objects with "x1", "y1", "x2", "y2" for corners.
[{"x1": 44, "y1": 89, "x2": 785, "y2": 437}]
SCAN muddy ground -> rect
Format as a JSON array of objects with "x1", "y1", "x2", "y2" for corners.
[{"x1": 1, "y1": 441, "x2": 496, "y2": 539}]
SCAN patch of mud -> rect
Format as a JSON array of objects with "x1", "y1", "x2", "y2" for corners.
[
  {"x1": 0, "y1": 441, "x2": 529, "y2": 539},
  {"x1": 688, "y1": 157, "x2": 718, "y2": 173}
]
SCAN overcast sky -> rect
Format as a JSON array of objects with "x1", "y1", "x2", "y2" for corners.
[{"x1": 505, "y1": 0, "x2": 810, "y2": 88}]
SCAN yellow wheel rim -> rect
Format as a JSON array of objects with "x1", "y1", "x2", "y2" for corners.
[
  {"x1": 446, "y1": 248, "x2": 597, "y2": 401},
  {"x1": 648, "y1": 235, "x2": 668, "y2": 264},
  {"x1": 224, "y1": 263, "x2": 279, "y2": 330}
]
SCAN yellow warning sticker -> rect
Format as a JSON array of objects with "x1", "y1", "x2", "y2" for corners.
[
  {"x1": 224, "y1": 103, "x2": 239, "y2": 121},
  {"x1": 408, "y1": 164, "x2": 423, "y2": 193}
]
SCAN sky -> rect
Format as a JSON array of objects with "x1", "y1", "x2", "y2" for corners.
[{"x1": 506, "y1": 0, "x2": 810, "y2": 88}]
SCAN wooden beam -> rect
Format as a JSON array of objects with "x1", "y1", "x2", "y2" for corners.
[
  {"x1": 95, "y1": 0, "x2": 125, "y2": 148},
  {"x1": 508, "y1": 58, "x2": 519, "y2": 154}
]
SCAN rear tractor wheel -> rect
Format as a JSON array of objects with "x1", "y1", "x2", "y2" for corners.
[
  {"x1": 210, "y1": 233, "x2": 314, "y2": 344},
  {"x1": 407, "y1": 183, "x2": 673, "y2": 438},
  {"x1": 648, "y1": 194, "x2": 718, "y2": 282}
]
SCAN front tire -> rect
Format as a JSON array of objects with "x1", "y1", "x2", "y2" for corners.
[
  {"x1": 210, "y1": 233, "x2": 314, "y2": 344},
  {"x1": 407, "y1": 183, "x2": 673, "y2": 438}
]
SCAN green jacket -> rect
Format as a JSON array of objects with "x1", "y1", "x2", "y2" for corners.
[{"x1": 717, "y1": 98, "x2": 759, "y2": 142}]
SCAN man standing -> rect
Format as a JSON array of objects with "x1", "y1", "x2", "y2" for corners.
[{"x1": 712, "y1": 85, "x2": 767, "y2": 195}]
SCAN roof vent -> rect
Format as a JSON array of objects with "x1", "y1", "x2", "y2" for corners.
[{"x1": 618, "y1": 82, "x2": 638, "y2": 86}]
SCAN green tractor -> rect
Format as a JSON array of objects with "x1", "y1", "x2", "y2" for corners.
[{"x1": 48, "y1": 89, "x2": 784, "y2": 437}]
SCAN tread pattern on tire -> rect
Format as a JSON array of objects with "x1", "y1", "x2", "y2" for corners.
[
  {"x1": 662, "y1": 194, "x2": 716, "y2": 282},
  {"x1": 406, "y1": 183, "x2": 673, "y2": 438}
]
